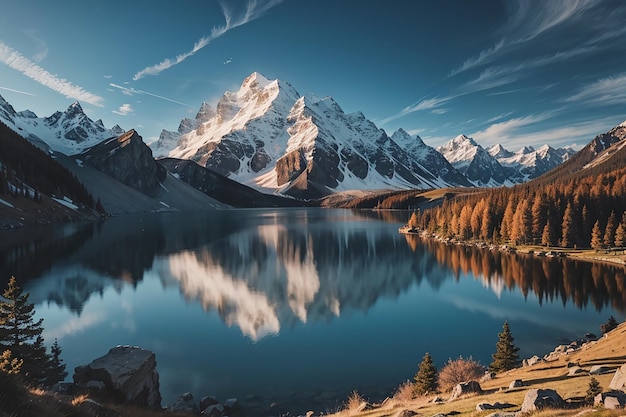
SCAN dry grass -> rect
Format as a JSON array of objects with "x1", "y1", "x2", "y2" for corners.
[
  {"x1": 71, "y1": 393, "x2": 89, "y2": 406},
  {"x1": 327, "y1": 322, "x2": 626, "y2": 417}
]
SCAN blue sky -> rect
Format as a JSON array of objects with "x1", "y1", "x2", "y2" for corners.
[{"x1": 1, "y1": 0, "x2": 625, "y2": 150}]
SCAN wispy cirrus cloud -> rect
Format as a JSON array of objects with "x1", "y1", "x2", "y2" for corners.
[
  {"x1": 113, "y1": 103, "x2": 134, "y2": 116},
  {"x1": 450, "y1": 0, "x2": 602, "y2": 76},
  {"x1": 379, "y1": 94, "x2": 458, "y2": 124},
  {"x1": 0, "y1": 86, "x2": 36, "y2": 96},
  {"x1": 109, "y1": 83, "x2": 192, "y2": 107},
  {"x1": 565, "y1": 73, "x2": 626, "y2": 106},
  {"x1": 468, "y1": 112, "x2": 619, "y2": 149},
  {"x1": 24, "y1": 28, "x2": 48, "y2": 63},
  {"x1": 0, "y1": 40, "x2": 104, "y2": 106},
  {"x1": 133, "y1": 0, "x2": 284, "y2": 80}
]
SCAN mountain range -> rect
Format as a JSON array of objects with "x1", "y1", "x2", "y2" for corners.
[
  {"x1": 154, "y1": 72, "x2": 575, "y2": 195},
  {"x1": 1, "y1": 71, "x2": 619, "y2": 227}
]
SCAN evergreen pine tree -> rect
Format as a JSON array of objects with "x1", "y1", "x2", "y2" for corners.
[
  {"x1": 43, "y1": 338, "x2": 67, "y2": 387},
  {"x1": 0, "y1": 277, "x2": 48, "y2": 384},
  {"x1": 585, "y1": 377, "x2": 602, "y2": 405},
  {"x1": 489, "y1": 321, "x2": 520, "y2": 372},
  {"x1": 414, "y1": 352, "x2": 439, "y2": 395},
  {"x1": 600, "y1": 315, "x2": 618, "y2": 334}
]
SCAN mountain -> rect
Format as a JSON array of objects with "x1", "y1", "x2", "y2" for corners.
[
  {"x1": 0, "y1": 121, "x2": 102, "y2": 228},
  {"x1": 437, "y1": 134, "x2": 510, "y2": 186},
  {"x1": 58, "y1": 130, "x2": 227, "y2": 214},
  {"x1": 535, "y1": 120, "x2": 626, "y2": 184},
  {"x1": 153, "y1": 72, "x2": 470, "y2": 199},
  {"x1": 0, "y1": 94, "x2": 121, "y2": 155},
  {"x1": 488, "y1": 143, "x2": 576, "y2": 181}
]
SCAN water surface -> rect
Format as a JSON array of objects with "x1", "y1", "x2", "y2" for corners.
[{"x1": 1, "y1": 209, "x2": 624, "y2": 414}]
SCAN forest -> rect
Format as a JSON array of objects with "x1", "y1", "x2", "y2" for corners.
[{"x1": 409, "y1": 165, "x2": 626, "y2": 250}]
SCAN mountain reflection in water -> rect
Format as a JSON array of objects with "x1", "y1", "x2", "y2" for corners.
[{"x1": 0, "y1": 209, "x2": 624, "y2": 414}]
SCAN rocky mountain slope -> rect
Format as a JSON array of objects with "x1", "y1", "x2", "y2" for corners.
[
  {"x1": 153, "y1": 73, "x2": 471, "y2": 199},
  {"x1": 0, "y1": 95, "x2": 123, "y2": 154}
]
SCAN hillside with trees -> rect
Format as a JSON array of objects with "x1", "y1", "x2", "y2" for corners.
[
  {"x1": 0, "y1": 122, "x2": 105, "y2": 226},
  {"x1": 409, "y1": 122, "x2": 626, "y2": 250}
]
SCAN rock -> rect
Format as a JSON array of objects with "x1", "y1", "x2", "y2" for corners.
[
  {"x1": 484, "y1": 413, "x2": 519, "y2": 417},
  {"x1": 609, "y1": 363, "x2": 626, "y2": 391},
  {"x1": 508, "y1": 379, "x2": 523, "y2": 389},
  {"x1": 594, "y1": 391, "x2": 626, "y2": 409},
  {"x1": 170, "y1": 392, "x2": 199, "y2": 413},
  {"x1": 73, "y1": 345, "x2": 161, "y2": 408},
  {"x1": 523, "y1": 355, "x2": 542, "y2": 367},
  {"x1": 224, "y1": 397, "x2": 240, "y2": 410},
  {"x1": 200, "y1": 395, "x2": 220, "y2": 410},
  {"x1": 448, "y1": 381, "x2": 483, "y2": 401},
  {"x1": 520, "y1": 388, "x2": 564, "y2": 412},
  {"x1": 202, "y1": 404, "x2": 224, "y2": 417},
  {"x1": 566, "y1": 361, "x2": 578, "y2": 368},
  {"x1": 567, "y1": 366, "x2": 587, "y2": 376},
  {"x1": 395, "y1": 410, "x2": 418, "y2": 417},
  {"x1": 477, "y1": 402, "x2": 516, "y2": 411},
  {"x1": 589, "y1": 365, "x2": 612, "y2": 375},
  {"x1": 85, "y1": 380, "x2": 107, "y2": 390},
  {"x1": 604, "y1": 396, "x2": 622, "y2": 409},
  {"x1": 481, "y1": 371, "x2": 496, "y2": 382},
  {"x1": 430, "y1": 396, "x2": 444, "y2": 403}
]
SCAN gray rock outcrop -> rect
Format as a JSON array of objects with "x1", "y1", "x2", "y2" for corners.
[
  {"x1": 594, "y1": 391, "x2": 626, "y2": 409},
  {"x1": 520, "y1": 388, "x2": 564, "y2": 412},
  {"x1": 170, "y1": 392, "x2": 199, "y2": 413},
  {"x1": 609, "y1": 363, "x2": 626, "y2": 391},
  {"x1": 448, "y1": 381, "x2": 483, "y2": 401},
  {"x1": 73, "y1": 345, "x2": 161, "y2": 408}
]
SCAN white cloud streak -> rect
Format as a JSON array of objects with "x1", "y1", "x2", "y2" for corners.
[
  {"x1": 0, "y1": 86, "x2": 36, "y2": 96},
  {"x1": 133, "y1": 0, "x2": 284, "y2": 80},
  {"x1": 565, "y1": 73, "x2": 626, "y2": 105},
  {"x1": 112, "y1": 103, "x2": 134, "y2": 116},
  {"x1": 469, "y1": 113, "x2": 618, "y2": 149},
  {"x1": 450, "y1": 0, "x2": 602, "y2": 76},
  {"x1": 109, "y1": 83, "x2": 192, "y2": 107},
  {"x1": 0, "y1": 41, "x2": 104, "y2": 106}
]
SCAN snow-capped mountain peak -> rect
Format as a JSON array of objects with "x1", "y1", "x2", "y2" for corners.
[
  {"x1": 0, "y1": 95, "x2": 121, "y2": 155},
  {"x1": 487, "y1": 143, "x2": 514, "y2": 159}
]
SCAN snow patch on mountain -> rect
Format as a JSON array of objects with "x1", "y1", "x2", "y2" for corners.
[{"x1": 0, "y1": 95, "x2": 123, "y2": 155}]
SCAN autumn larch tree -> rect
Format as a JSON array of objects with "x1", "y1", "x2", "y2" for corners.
[
  {"x1": 489, "y1": 321, "x2": 520, "y2": 372},
  {"x1": 590, "y1": 220, "x2": 604, "y2": 251},
  {"x1": 560, "y1": 202, "x2": 576, "y2": 248},
  {"x1": 414, "y1": 352, "x2": 439, "y2": 395},
  {"x1": 604, "y1": 211, "x2": 617, "y2": 248}
]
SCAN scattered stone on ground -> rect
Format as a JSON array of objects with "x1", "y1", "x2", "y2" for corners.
[
  {"x1": 589, "y1": 365, "x2": 612, "y2": 375},
  {"x1": 508, "y1": 379, "x2": 523, "y2": 389},
  {"x1": 448, "y1": 381, "x2": 482, "y2": 402},
  {"x1": 522, "y1": 355, "x2": 542, "y2": 367},
  {"x1": 567, "y1": 366, "x2": 587, "y2": 376},
  {"x1": 520, "y1": 388, "x2": 564, "y2": 413},
  {"x1": 594, "y1": 391, "x2": 626, "y2": 409},
  {"x1": 170, "y1": 392, "x2": 199, "y2": 413}
]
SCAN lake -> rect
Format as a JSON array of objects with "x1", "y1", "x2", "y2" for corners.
[{"x1": 1, "y1": 208, "x2": 625, "y2": 415}]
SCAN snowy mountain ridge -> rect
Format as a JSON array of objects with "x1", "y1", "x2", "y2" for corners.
[
  {"x1": 0, "y1": 94, "x2": 123, "y2": 155},
  {"x1": 153, "y1": 72, "x2": 471, "y2": 198}
]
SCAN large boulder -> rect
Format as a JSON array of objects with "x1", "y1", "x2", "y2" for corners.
[
  {"x1": 448, "y1": 381, "x2": 483, "y2": 401},
  {"x1": 594, "y1": 391, "x2": 626, "y2": 409},
  {"x1": 609, "y1": 363, "x2": 626, "y2": 391},
  {"x1": 520, "y1": 388, "x2": 564, "y2": 412},
  {"x1": 73, "y1": 345, "x2": 161, "y2": 408},
  {"x1": 170, "y1": 392, "x2": 199, "y2": 413}
]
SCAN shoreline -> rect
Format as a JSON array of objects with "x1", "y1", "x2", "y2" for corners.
[{"x1": 400, "y1": 228, "x2": 626, "y2": 268}]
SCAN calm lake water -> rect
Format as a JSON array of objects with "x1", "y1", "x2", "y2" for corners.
[{"x1": 1, "y1": 208, "x2": 625, "y2": 415}]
